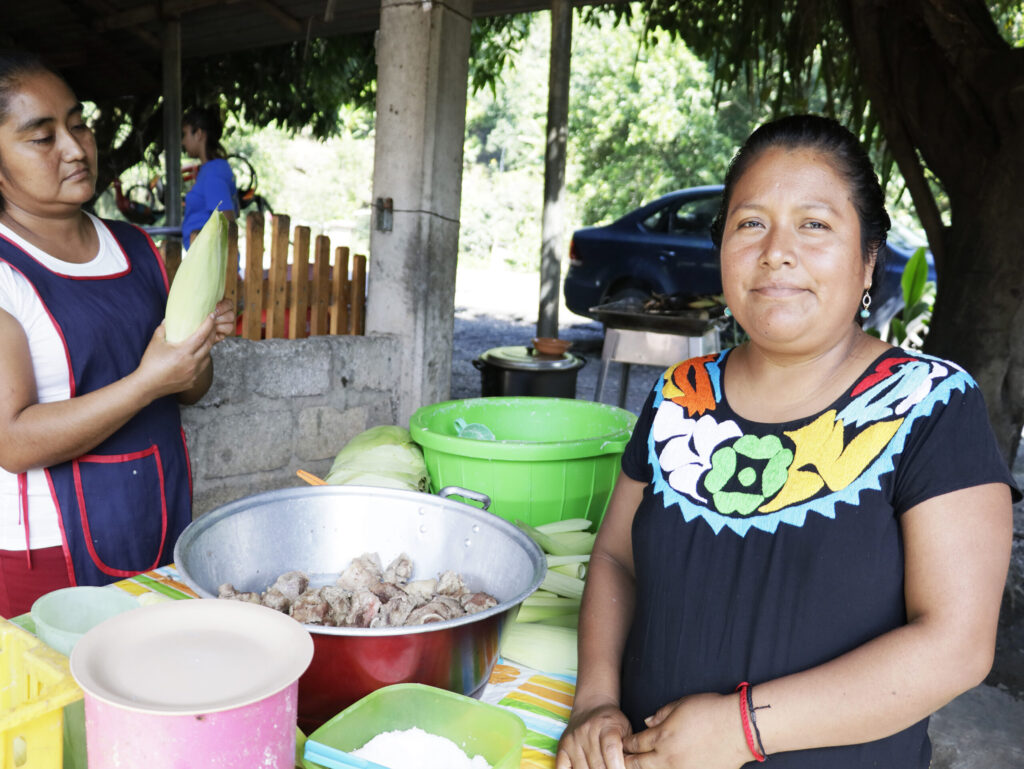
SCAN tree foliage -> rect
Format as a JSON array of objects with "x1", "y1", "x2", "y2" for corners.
[{"x1": 88, "y1": 16, "x2": 533, "y2": 193}]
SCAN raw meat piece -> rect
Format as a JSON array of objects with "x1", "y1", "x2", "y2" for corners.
[
  {"x1": 320, "y1": 585, "x2": 353, "y2": 625},
  {"x1": 402, "y1": 579, "x2": 438, "y2": 606},
  {"x1": 290, "y1": 589, "x2": 331, "y2": 624},
  {"x1": 373, "y1": 594, "x2": 415, "y2": 627},
  {"x1": 436, "y1": 570, "x2": 468, "y2": 597},
  {"x1": 336, "y1": 553, "x2": 384, "y2": 590},
  {"x1": 383, "y1": 553, "x2": 413, "y2": 584},
  {"x1": 217, "y1": 583, "x2": 262, "y2": 604},
  {"x1": 461, "y1": 592, "x2": 498, "y2": 614},
  {"x1": 344, "y1": 589, "x2": 382, "y2": 627}
]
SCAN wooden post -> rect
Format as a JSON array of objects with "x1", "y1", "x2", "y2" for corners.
[
  {"x1": 330, "y1": 246, "x2": 349, "y2": 335},
  {"x1": 349, "y1": 253, "x2": 367, "y2": 335},
  {"x1": 241, "y1": 213, "x2": 264, "y2": 340},
  {"x1": 225, "y1": 220, "x2": 239, "y2": 327},
  {"x1": 289, "y1": 225, "x2": 311, "y2": 339},
  {"x1": 266, "y1": 214, "x2": 290, "y2": 339},
  {"x1": 310, "y1": 235, "x2": 331, "y2": 336},
  {"x1": 163, "y1": 239, "x2": 182, "y2": 286}
]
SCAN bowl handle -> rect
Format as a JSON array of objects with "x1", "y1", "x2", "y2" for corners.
[{"x1": 438, "y1": 486, "x2": 492, "y2": 510}]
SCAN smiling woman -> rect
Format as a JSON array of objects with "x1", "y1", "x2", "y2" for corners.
[
  {"x1": 0, "y1": 51, "x2": 235, "y2": 617},
  {"x1": 556, "y1": 115, "x2": 1019, "y2": 769}
]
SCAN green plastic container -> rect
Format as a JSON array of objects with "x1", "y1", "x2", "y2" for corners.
[
  {"x1": 303, "y1": 683, "x2": 525, "y2": 769},
  {"x1": 409, "y1": 397, "x2": 637, "y2": 527}
]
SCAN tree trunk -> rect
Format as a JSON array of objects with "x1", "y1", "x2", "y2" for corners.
[{"x1": 844, "y1": 0, "x2": 1024, "y2": 464}]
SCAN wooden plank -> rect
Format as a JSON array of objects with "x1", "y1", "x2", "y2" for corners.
[
  {"x1": 330, "y1": 246, "x2": 349, "y2": 336},
  {"x1": 288, "y1": 225, "x2": 311, "y2": 339},
  {"x1": 265, "y1": 214, "x2": 290, "y2": 339},
  {"x1": 163, "y1": 238, "x2": 182, "y2": 286},
  {"x1": 310, "y1": 235, "x2": 331, "y2": 336},
  {"x1": 224, "y1": 220, "x2": 239, "y2": 328},
  {"x1": 349, "y1": 253, "x2": 367, "y2": 335},
  {"x1": 241, "y1": 213, "x2": 265, "y2": 340}
]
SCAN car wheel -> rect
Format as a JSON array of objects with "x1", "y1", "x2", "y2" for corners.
[{"x1": 604, "y1": 284, "x2": 653, "y2": 306}]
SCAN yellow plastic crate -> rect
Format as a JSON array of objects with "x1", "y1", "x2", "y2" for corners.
[{"x1": 0, "y1": 619, "x2": 83, "y2": 769}]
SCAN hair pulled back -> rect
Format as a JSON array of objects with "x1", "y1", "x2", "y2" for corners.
[
  {"x1": 182, "y1": 106, "x2": 226, "y2": 160},
  {"x1": 710, "y1": 114, "x2": 890, "y2": 272}
]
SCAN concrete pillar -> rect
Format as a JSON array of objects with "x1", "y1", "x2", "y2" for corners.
[
  {"x1": 537, "y1": 0, "x2": 572, "y2": 339},
  {"x1": 367, "y1": 0, "x2": 473, "y2": 424}
]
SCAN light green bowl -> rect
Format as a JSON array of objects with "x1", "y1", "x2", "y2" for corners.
[{"x1": 31, "y1": 586, "x2": 139, "y2": 657}]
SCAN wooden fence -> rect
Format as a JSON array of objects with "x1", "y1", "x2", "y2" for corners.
[{"x1": 161, "y1": 212, "x2": 367, "y2": 340}]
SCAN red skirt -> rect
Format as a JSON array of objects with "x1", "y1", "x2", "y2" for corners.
[{"x1": 0, "y1": 547, "x2": 73, "y2": 618}]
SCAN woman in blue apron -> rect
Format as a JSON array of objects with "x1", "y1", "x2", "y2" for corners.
[{"x1": 0, "y1": 52, "x2": 235, "y2": 616}]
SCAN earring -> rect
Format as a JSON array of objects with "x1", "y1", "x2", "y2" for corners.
[
  {"x1": 723, "y1": 306, "x2": 733, "y2": 318},
  {"x1": 859, "y1": 290, "x2": 871, "y2": 319}
]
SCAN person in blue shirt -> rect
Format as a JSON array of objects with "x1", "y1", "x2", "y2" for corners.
[{"x1": 181, "y1": 106, "x2": 239, "y2": 246}]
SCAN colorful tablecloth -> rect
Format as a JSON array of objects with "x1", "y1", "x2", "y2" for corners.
[{"x1": 94, "y1": 565, "x2": 574, "y2": 769}]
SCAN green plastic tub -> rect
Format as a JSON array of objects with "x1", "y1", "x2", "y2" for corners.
[
  {"x1": 409, "y1": 397, "x2": 637, "y2": 527},
  {"x1": 302, "y1": 683, "x2": 525, "y2": 769}
]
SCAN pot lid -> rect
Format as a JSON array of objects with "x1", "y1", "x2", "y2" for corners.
[
  {"x1": 70, "y1": 598, "x2": 313, "y2": 715},
  {"x1": 478, "y1": 345, "x2": 583, "y2": 371}
]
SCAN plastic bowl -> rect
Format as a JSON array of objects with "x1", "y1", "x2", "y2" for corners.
[
  {"x1": 31, "y1": 586, "x2": 139, "y2": 657},
  {"x1": 303, "y1": 683, "x2": 525, "y2": 769},
  {"x1": 410, "y1": 397, "x2": 637, "y2": 526}
]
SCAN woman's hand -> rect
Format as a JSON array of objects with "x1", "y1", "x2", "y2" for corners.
[
  {"x1": 556, "y1": 701, "x2": 633, "y2": 769},
  {"x1": 135, "y1": 312, "x2": 218, "y2": 400},
  {"x1": 619, "y1": 692, "x2": 749, "y2": 769},
  {"x1": 210, "y1": 298, "x2": 235, "y2": 344}
]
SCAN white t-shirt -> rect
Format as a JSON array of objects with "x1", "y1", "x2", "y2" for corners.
[{"x1": 0, "y1": 215, "x2": 129, "y2": 550}]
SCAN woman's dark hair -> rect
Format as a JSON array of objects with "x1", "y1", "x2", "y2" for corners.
[
  {"x1": 182, "y1": 106, "x2": 226, "y2": 160},
  {"x1": 710, "y1": 114, "x2": 891, "y2": 281},
  {"x1": 0, "y1": 51, "x2": 59, "y2": 126}
]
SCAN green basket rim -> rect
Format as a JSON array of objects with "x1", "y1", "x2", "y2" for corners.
[{"x1": 409, "y1": 397, "x2": 637, "y2": 461}]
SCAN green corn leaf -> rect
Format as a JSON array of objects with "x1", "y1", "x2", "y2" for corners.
[{"x1": 901, "y1": 247, "x2": 928, "y2": 310}]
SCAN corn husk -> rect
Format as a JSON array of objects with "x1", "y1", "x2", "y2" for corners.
[
  {"x1": 324, "y1": 425, "x2": 429, "y2": 493},
  {"x1": 164, "y1": 210, "x2": 228, "y2": 343}
]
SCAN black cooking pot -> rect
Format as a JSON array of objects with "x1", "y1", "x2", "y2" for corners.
[{"x1": 473, "y1": 345, "x2": 586, "y2": 398}]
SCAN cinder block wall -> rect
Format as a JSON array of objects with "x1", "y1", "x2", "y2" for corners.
[{"x1": 181, "y1": 333, "x2": 403, "y2": 516}]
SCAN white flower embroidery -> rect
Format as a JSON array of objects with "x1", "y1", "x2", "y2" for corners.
[{"x1": 653, "y1": 404, "x2": 741, "y2": 503}]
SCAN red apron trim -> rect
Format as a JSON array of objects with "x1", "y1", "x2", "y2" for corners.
[
  {"x1": 17, "y1": 473, "x2": 31, "y2": 569},
  {"x1": 46, "y1": 465, "x2": 79, "y2": 586}
]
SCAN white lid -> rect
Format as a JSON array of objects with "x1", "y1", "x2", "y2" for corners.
[{"x1": 70, "y1": 598, "x2": 313, "y2": 715}]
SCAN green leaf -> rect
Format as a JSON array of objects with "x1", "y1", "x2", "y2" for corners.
[
  {"x1": 901, "y1": 247, "x2": 928, "y2": 310},
  {"x1": 888, "y1": 317, "x2": 907, "y2": 345}
]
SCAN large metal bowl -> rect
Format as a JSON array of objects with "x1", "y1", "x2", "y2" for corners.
[{"x1": 173, "y1": 485, "x2": 545, "y2": 730}]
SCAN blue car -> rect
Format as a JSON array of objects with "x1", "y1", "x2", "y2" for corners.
[{"x1": 563, "y1": 185, "x2": 935, "y2": 329}]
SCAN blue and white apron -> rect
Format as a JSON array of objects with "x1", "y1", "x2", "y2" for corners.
[{"x1": 0, "y1": 220, "x2": 192, "y2": 585}]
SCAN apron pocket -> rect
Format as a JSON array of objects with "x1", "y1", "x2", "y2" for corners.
[{"x1": 73, "y1": 445, "x2": 168, "y2": 576}]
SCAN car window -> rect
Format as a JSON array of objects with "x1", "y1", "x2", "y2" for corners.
[
  {"x1": 667, "y1": 196, "x2": 722, "y2": 235},
  {"x1": 642, "y1": 209, "x2": 668, "y2": 232}
]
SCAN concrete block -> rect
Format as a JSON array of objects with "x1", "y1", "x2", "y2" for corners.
[
  {"x1": 928, "y1": 684, "x2": 1024, "y2": 768},
  {"x1": 296, "y1": 405, "x2": 369, "y2": 463},
  {"x1": 246, "y1": 338, "x2": 334, "y2": 398},
  {"x1": 196, "y1": 406, "x2": 295, "y2": 479}
]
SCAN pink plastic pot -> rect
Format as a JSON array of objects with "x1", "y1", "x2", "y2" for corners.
[{"x1": 69, "y1": 599, "x2": 313, "y2": 769}]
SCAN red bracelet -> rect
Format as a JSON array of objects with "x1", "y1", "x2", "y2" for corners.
[{"x1": 735, "y1": 682, "x2": 766, "y2": 762}]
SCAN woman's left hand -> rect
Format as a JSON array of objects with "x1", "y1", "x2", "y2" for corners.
[{"x1": 620, "y1": 692, "x2": 750, "y2": 769}]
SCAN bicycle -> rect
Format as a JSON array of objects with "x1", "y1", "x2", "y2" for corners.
[{"x1": 113, "y1": 153, "x2": 272, "y2": 226}]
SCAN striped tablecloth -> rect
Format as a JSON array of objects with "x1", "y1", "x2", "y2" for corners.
[{"x1": 104, "y1": 565, "x2": 574, "y2": 769}]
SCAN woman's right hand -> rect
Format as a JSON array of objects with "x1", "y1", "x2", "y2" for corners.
[
  {"x1": 556, "y1": 701, "x2": 633, "y2": 769},
  {"x1": 134, "y1": 313, "x2": 218, "y2": 399}
]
